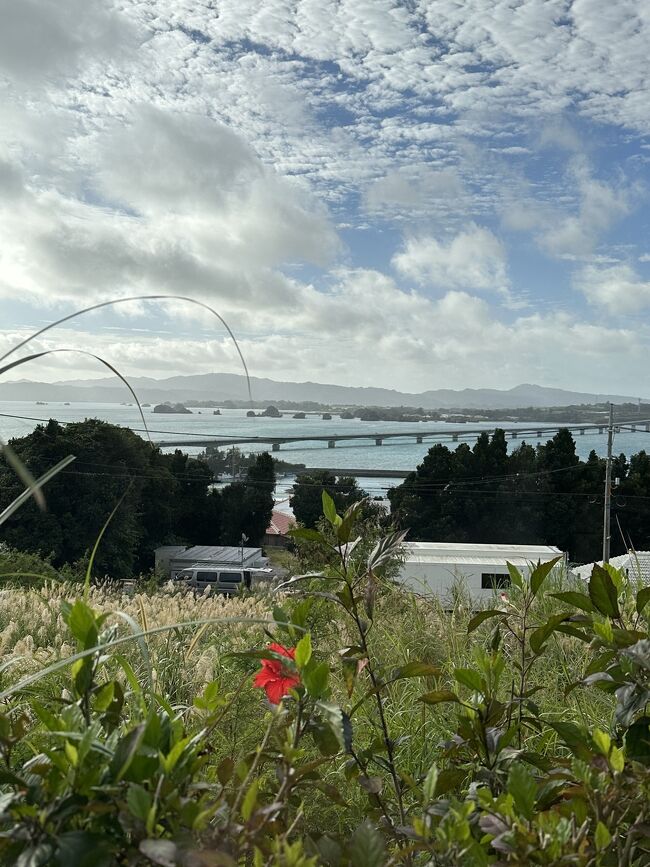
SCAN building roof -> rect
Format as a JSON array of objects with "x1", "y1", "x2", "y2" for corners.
[
  {"x1": 166, "y1": 545, "x2": 262, "y2": 564},
  {"x1": 403, "y1": 542, "x2": 562, "y2": 566},
  {"x1": 573, "y1": 551, "x2": 650, "y2": 582},
  {"x1": 266, "y1": 510, "x2": 295, "y2": 537}
]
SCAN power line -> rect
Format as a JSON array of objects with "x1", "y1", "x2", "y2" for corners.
[{"x1": 8, "y1": 466, "x2": 650, "y2": 503}]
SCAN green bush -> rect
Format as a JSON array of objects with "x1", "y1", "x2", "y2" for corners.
[{"x1": 1, "y1": 494, "x2": 649, "y2": 865}]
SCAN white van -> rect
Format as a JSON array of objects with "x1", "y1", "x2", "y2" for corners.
[{"x1": 174, "y1": 564, "x2": 274, "y2": 595}]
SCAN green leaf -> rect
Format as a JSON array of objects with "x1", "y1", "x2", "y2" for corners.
[
  {"x1": 316, "y1": 701, "x2": 353, "y2": 752},
  {"x1": 288, "y1": 527, "x2": 327, "y2": 544},
  {"x1": 217, "y1": 756, "x2": 234, "y2": 785},
  {"x1": 347, "y1": 820, "x2": 385, "y2": 867},
  {"x1": 507, "y1": 763, "x2": 537, "y2": 820},
  {"x1": 241, "y1": 779, "x2": 259, "y2": 822},
  {"x1": 433, "y1": 768, "x2": 466, "y2": 796},
  {"x1": 56, "y1": 833, "x2": 114, "y2": 867},
  {"x1": 548, "y1": 721, "x2": 592, "y2": 759},
  {"x1": 636, "y1": 587, "x2": 650, "y2": 616},
  {"x1": 303, "y1": 660, "x2": 329, "y2": 699},
  {"x1": 391, "y1": 661, "x2": 441, "y2": 681},
  {"x1": 127, "y1": 784, "x2": 152, "y2": 822},
  {"x1": 322, "y1": 490, "x2": 338, "y2": 525},
  {"x1": 453, "y1": 668, "x2": 484, "y2": 692},
  {"x1": 0, "y1": 767, "x2": 28, "y2": 787},
  {"x1": 529, "y1": 614, "x2": 572, "y2": 654},
  {"x1": 311, "y1": 719, "x2": 342, "y2": 756},
  {"x1": 549, "y1": 592, "x2": 595, "y2": 613},
  {"x1": 423, "y1": 764, "x2": 438, "y2": 802},
  {"x1": 110, "y1": 723, "x2": 146, "y2": 782},
  {"x1": 589, "y1": 564, "x2": 620, "y2": 619},
  {"x1": 294, "y1": 633, "x2": 312, "y2": 669},
  {"x1": 506, "y1": 561, "x2": 524, "y2": 590},
  {"x1": 66, "y1": 600, "x2": 97, "y2": 647},
  {"x1": 92, "y1": 682, "x2": 115, "y2": 713},
  {"x1": 419, "y1": 690, "x2": 460, "y2": 705},
  {"x1": 595, "y1": 821, "x2": 612, "y2": 851},
  {"x1": 530, "y1": 556, "x2": 562, "y2": 597},
  {"x1": 625, "y1": 716, "x2": 650, "y2": 765},
  {"x1": 467, "y1": 610, "x2": 505, "y2": 633},
  {"x1": 341, "y1": 656, "x2": 358, "y2": 698}
]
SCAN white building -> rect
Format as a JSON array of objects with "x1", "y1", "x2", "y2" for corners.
[
  {"x1": 155, "y1": 545, "x2": 268, "y2": 579},
  {"x1": 572, "y1": 550, "x2": 650, "y2": 583},
  {"x1": 397, "y1": 542, "x2": 564, "y2": 601}
]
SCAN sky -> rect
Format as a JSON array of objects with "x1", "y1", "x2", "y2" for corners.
[{"x1": 1, "y1": 0, "x2": 650, "y2": 396}]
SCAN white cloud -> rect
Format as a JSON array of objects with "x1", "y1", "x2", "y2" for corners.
[
  {"x1": 0, "y1": 0, "x2": 649, "y2": 396},
  {"x1": 392, "y1": 225, "x2": 509, "y2": 294},
  {"x1": 1, "y1": 276, "x2": 644, "y2": 394},
  {"x1": 502, "y1": 158, "x2": 630, "y2": 259},
  {"x1": 364, "y1": 167, "x2": 465, "y2": 216},
  {"x1": 0, "y1": 106, "x2": 339, "y2": 314},
  {"x1": 575, "y1": 263, "x2": 650, "y2": 313},
  {"x1": 0, "y1": 0, "x2": 139, "y2": 81}
]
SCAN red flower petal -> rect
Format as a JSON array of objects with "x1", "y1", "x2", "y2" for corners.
[
  {"x1": 253, "y1": 643, "x2": 301, "y2": 703},
  {"x1": 268, "y1": 642, "x2": 295, "y2": 660},
  {"x1": 264, "y1": 678, "x2": 288, "y2": 704}
]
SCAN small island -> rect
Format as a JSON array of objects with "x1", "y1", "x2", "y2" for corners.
[{"x1": 153, "y1": 402, "x2": 192, "y2": 414}]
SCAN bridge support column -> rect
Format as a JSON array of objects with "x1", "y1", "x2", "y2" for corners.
[
  {"x1": 646, "y1": 424, "x2": 650, "y2": 432},
  {"x1": 328, "y1": 440, "x2": 335, "y2": 448},
  {"x1": 416, "y1": 435, "x2": 423, "y2": 443},
  {"x1": 510, "y1": 431, "x2": 518, "y2": 439},
  {"x1": 631, "y1": 424, "x2": 636, "y2": 431},
  {"x1": 580, "y1": 428, "x2": 585, "y2": 435},
  {"x1": 598, "y1": 427, "x2": 604, "y2": 434},
  {"x1": 375, "y1": 438, "x2": 383, "y2": 446},
  {"x1": 272, "y1": 443, "x2": 280, "y2": 452},
  {"x1": 452, "y1": 434, "x2": 458, "y2": 441},
  {"x1": 536, "y1": 431, "x2": 542, "y2": 437}
]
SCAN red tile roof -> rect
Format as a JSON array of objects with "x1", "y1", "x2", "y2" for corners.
[{"x1": 266, "y1": 510, "x2": 295, "y2": 536}]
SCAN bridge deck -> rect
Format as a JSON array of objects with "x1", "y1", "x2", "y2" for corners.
[{"x1": 156, "y1": 419, "x2": 650, "y2": 449}]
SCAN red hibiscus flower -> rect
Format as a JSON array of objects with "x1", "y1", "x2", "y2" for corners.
[{"x1": 253, "y1": 643, "x2": 301, "y2": 704}]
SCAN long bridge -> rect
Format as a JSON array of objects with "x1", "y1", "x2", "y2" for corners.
[{"x1": 157, "y1": 419, "x2": 650, "y2": 451}]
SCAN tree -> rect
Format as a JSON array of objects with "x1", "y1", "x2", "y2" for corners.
[
  {"x1": 290, "y1": 471, "x2": 367, "y2": 528},
  {"x1": 219, "y1": 453, "x2": 276, "y2": 545},
  {"x1": 0, "y1": 420, "x2": 222, "y2": 578},
  {"x1": 386, "y1": 427, "x2": 649, "y2": 561},
  {"x1": 0, "y1": 420, "x2": 158, "y2": 577}
]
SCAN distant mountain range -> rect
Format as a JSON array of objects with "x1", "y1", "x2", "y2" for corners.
[{"x1": 0, "y1": 373, "x2": 645, "y2": 410}]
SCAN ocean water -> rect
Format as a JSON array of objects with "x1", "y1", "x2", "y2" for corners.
[{"x1": 1, "y1": 400, "x2": 649, "y2": 503}]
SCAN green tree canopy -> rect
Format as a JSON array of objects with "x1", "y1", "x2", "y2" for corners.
[
  {"x1": 388, "y1": 428, "x2": 650, "y2": 561},
  {"x1": 290, "y1": 471, "x2": 367, "y2": 528}
]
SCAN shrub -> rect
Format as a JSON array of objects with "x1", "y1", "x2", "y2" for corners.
[{"x1": 0, "y1": 494, "x2": 649, "y2": 865}]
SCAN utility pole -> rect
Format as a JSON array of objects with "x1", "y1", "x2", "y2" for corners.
[{"x1": 602, "y1": 402, "x2": 614, "y2": 564}]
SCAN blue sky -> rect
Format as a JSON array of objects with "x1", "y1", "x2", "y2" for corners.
[{"x1": 0, "y1": 0, "x2": 649, "y2": 395}]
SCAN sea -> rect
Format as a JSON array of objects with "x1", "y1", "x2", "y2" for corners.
[{"x1": 2, "y1": 400, "x2": 649, "y2": 512}]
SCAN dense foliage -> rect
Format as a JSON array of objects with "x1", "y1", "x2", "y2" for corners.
[
  {"x1": 388, "y1": 428, "x2": 650, "y2": 562},
  {"x1": 1, "y1": 494, "x2": 649, "y2": 865},
  {"x1": 0, "y1": 420, "x2": 275, "y2": 577},
  {"x1": 289, "y1": 471, "x2": 370, "y2": 528}
]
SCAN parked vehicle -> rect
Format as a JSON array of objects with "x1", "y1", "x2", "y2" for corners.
[{"x1": 174, "y1": 564, "x2": 274, "y2": 595}]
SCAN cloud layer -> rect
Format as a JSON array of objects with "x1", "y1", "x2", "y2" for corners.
[{"x1": 1, "y1": 0, "x2": 649, "y2": 393}]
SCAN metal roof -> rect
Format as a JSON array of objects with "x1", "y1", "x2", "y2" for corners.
[
  {"x1": 403, "y1": 555, "x2": 558, "y2": 568},
  {"x1": 573, "y1": 551, "x2": 650, "y2": 582},
  {"x1": 403, "y1": 542, "x2": 562, "y2": 566},
  {"x1": 170, "y1": 545, "x2": 261, "y2": 564}
]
